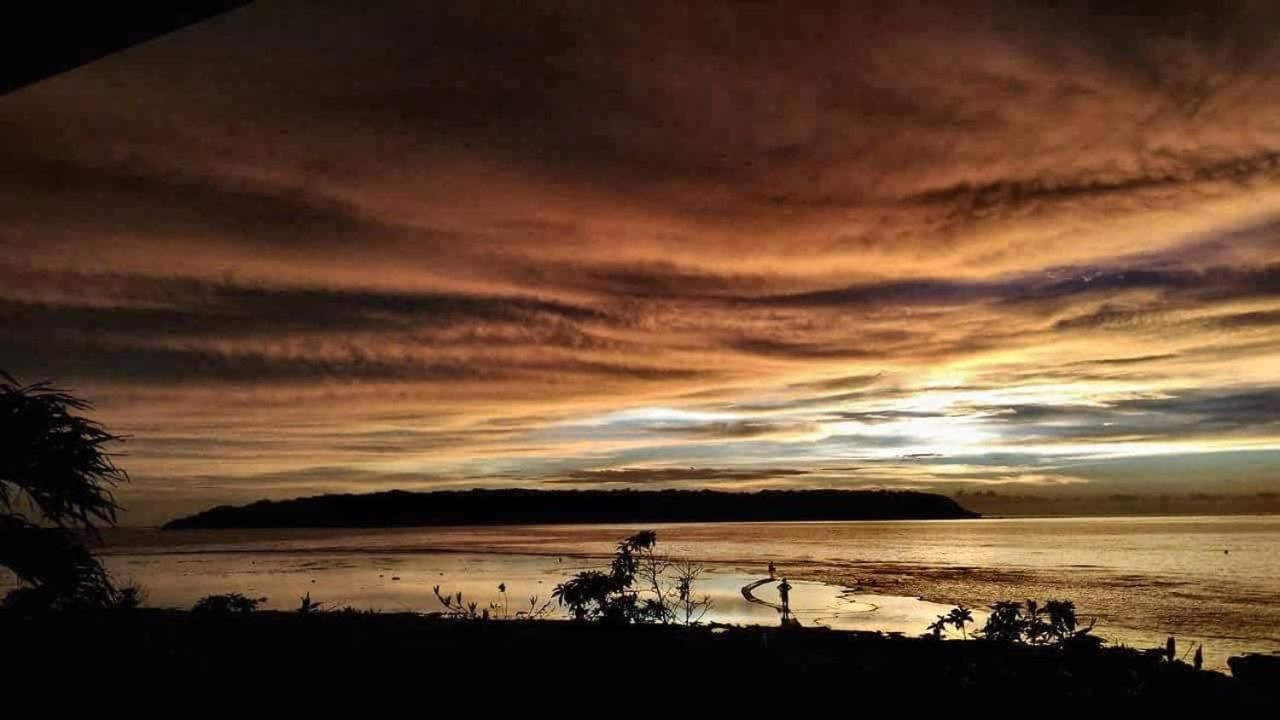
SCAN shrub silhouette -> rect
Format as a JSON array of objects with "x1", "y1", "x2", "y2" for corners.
[
  {"x1": 192, "y1": 593, "x2": 264, "y2": 615},
  {"x1": 980, "y1": 601, "x2": 1025, "y2": 643},
  {"x1": 1045, "y1": 599, "x2": 1079, "y2": 643},
  {"x1": 432, "y1": 583, "x2": 557, "y2": 621},
  {"x1": 553, "y1": 531, "x2": 709, "y2": 624},
  {"x1": 519, "y1": 594, "x2": 555, "y2": 620},
  {"x1": 552, "y1": 569, "x2": 625, "y2": 622},
  {"x1": 978, "y1": 598, "x2": 1101, "y2": 649},
  {"x1": 432, "y1": 585, "x2": 485, "y2": 620},
  {"x1": 1, "y1": 371, "x2": 131, "y2": 610},
  {"x1": 113, "y1": 581, "x2": 148, "y2": 609},
  {"x1": 1024, "y1": 599, "x2": 1050, "y2": 645},
  {"x1": 296, "y1": 592, "x2": 323, "y2": 614}
]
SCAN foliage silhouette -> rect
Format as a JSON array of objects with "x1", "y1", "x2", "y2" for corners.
[
  {"x1": 430, "y1": 582, "x2": 557, "y2": 622},
  {"x1": 1, "y1": 371, "x2": 131, "y2": 610},
  {"x1": 947, "y1": 605, "x2": 974, "y2": 639},
  {"x1": 0, "y1": 514, "x2": 116, "y2": 610},
  {"x1": 0, "y1": 372, "x2": 127, "y2": 529},
  {"x1": 297, "y1": 592, "x2": 323, "y2": 614},
  {"x1": 978, "y1": 598, "x2": 1101, "y2": 649},
  {"x1": 432, "y1": 585, "x2": 485, "y2": 620},
  {"x1": 112, "y1": 581, "x2": 148, "y2": 609},
  {"x1": 1045, "y1": 599, "x2": 1081, "y2": 644},
  {"x1": 192, "y1": 593, "x2": 265, "y2": 615},
  {"x1": 1024, "y1": 599, "x2": 1049, "y2": 645},
  {"x1": 553, "y1": 531, "x2": 710, "y2": 625},
  {"x1": 926, "y1": 613, "x2": 951, "y2": 640},
  {"x1": 519, "y1": 594, "x2": 556, "y2": 620}
]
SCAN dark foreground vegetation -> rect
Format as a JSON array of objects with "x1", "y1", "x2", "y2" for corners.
[
  {"x1": 1, "y1": 372, "x2": 138, "y2": 611},
  {"x1": 1, "y1": 609, "x2": 1275, "y2": 706},
  {"x1": 163, "y1": 487, "x2": 978, "y2": 528}
]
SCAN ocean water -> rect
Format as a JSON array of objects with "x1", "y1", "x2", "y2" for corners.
[{"x1": 4, "y1": 515, "x2": 1277, "y2": 671}]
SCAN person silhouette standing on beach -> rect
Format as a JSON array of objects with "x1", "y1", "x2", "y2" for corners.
[
  {"x1": 777, "y1": 577, "x2": 792, "y2": 624},
  {"x1": 768, "y1": 561, "x2": 776, "y2": 579}
]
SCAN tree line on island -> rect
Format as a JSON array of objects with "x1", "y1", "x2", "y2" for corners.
[{"x1": 162, "y1": 487, "x2": 978, "y2": 529}]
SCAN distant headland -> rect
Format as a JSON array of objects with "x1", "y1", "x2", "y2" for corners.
[{"x1": 162, "y1": 488, "x2": 978, "y2": 529}]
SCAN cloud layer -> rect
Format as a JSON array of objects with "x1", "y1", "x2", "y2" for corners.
[{"x1": 2, "y1": 1, "x2": 1279, "y2": 522}]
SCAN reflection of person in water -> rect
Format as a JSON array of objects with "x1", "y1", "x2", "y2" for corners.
[
  {"x1": 777, "y1": 578, "x2": 792, "y2": 624},
  {"x1": 768, "y1": 561, "x2": 776, "y2": 579}
]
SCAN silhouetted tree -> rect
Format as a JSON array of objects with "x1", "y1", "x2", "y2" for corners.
[
  {"x1": 947, "y1": 606, "x2": 974, "y2": 639},
  {"x1": 553, "y1": 531, "x2": 707, "y2": 625},
  {"x1": 0, "y1": 371, "x2": 131, "y2": 610},
  {"x1": 1044, "y1": 599, "x2": 1078, "y2": 644},
  {"x1": 980, "y1": 601, "x2": 1026, "y2": 643},
  {"x1": 976, "y1": 597, "x2": 1101, "y2": 649},
  {"x1": 553, "y1": 569, "x2": 624, "y2": 622},
  {"x1": 1024, "y1": 599, "x2": 1050, "y2": 645},
  {"x1": 553, "y1": 532, "x2": 654, "y2": 623},
  {"x1": 672, "y1": 559, "x2": 713, "y2": 625}
]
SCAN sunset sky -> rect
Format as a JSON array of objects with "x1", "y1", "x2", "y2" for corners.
[{"x1": 2, "y1": 1, "x2": 1278, "y2": 523}]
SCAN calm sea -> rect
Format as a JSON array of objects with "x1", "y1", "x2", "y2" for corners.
[{"x1": 4, "y1": 515, "x2": 1277, "y2": 670}]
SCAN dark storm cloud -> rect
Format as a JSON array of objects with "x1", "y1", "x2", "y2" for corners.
[
  {"x1": 0, "y1": 267, "x2": 657, "y2": 385},
  {"x1": 0, "y1": 268, "x2": 607, "y2": 336},
  {"x1": 729, "y1": 338, "x2": 880, "y2": 360},
  {"x1": 1121, "y1": 388, "x2": 1280, "y2": 424},
  {"x1": 0, "y1": 334, "x2": 712, "y2": 385},
  {"x1": 989, "y1": 387, "x2": 1280, "y2": 442},
  {"x1": 754, "y1": 263, "x2": 1280, "y2": 313},
  {"x1": 0, "y1": 151, "x2": 394, "y2": 244},
  {"x1": 912, "y1": 150, "x2": 1280, "y2": 225},
  {"x1": 1208, "y1": 310, "x2": 1280, "y2": 329},
  {"x1": 14, "y1": 0, "x2": 1278, "y2": 237},
  {"x1": 1, "y1": 335, "x2": 496, "y2": 384},
  {"x1": 552, "y1": 263, "x2": 783, "y2": 300},
  {"x1": 0, "y1": 295, "x2": 607, "y2": 347}
]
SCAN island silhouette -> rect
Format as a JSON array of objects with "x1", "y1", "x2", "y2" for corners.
[{"x1": 162, "y1": 488, "x2": 978, "y2": 529}]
